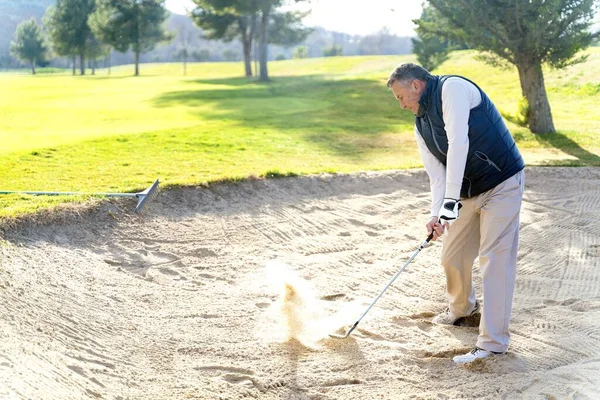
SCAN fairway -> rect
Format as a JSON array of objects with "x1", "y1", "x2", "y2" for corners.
[{"x1": 1, "y1": 50, "x2": 599, "y2": 219}]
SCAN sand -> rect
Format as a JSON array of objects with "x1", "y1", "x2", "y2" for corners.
[{"x1": 0, "y1": 166, "x2": 599, "y2": 399}]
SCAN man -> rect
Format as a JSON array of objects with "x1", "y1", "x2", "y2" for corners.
[{"x1": 387, "y1": 63, "x2": 525, "y2": 364}]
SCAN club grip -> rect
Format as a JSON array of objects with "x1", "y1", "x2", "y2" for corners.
[{"x1": 426, "y1": 232, "x2": 434, "y2": 242}]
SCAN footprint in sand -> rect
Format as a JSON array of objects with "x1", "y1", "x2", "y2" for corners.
[
  {"x1": 104, "y1": 247, "x2": 183, "y2": 277},
  {"x1": 321, "y1": 378, "x2": 363, "y2": 387},
  {"x1": 320, "y1": 293, "x2": 346, "y2": 301},
  {"x1": 195, "y1": 366, "x2": 265, "y2": 391}
]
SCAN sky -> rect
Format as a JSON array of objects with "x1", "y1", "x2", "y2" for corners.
[{"x1": 164, "y1": 0, "x2": 424, "y2": 37}]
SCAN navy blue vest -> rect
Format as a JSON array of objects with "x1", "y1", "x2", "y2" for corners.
[{"x1": 415, "y1": 75, "x2": 525, "y2": 198}]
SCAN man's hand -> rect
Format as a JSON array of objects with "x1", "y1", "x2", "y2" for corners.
[
  {"x1": 426, "y1": 216, "x2": 444, "y2": 241},
  {"x1": 438, "y1": 198, "x2": 462, "y2": 230}
]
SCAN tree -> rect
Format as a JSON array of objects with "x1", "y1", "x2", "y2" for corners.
[
  {"x1": 256, "y1": 3, "x2": 311, "y2": 80},
  {"x1": 268, "y1": 10, "x2": 312, "y2": 48},
  {"x1": 411, "y1": 5, "x2": 464, "y2": 71},
  {"x1": 421, "y1": 0, "x2": 599, "y2": 134},
  {"x1": 222, "y1": 49, "x2": 240, "y2": 61},
  {"x1": 256, "y1": 0, "x2": 273, "y2": 81},
  {"x1": 44, "y1": 0, "x2": 96, "y2": 76},
  {"x1": 411, "y1": 36, "x2": 448, "y2": 72},
  {"x1": 192, "y1": 49, "x2": 211, "y2": 61},
  {"x1": 191, "y1": 0, "x2": 310, "y2": 80},
  {"x1": 89, "y1": 0, "x2": 173, "y2": 76},
  {"x1": 10, "y1": 18, "x2": 48, "y2": 74},
  {"x1": 292, "y1": 45, "x2": 308, "y2": 59},
  {"x1": 191, "y1": 0, "x2": 258, "y2": 77},
  {"x1": 44, "y1": 4, "x2": 77, "y2": 75},
  {"x1": 323, "y1": 44, "x2": 342, "y2": 57},
  {"x1": 86, "y1": 33, "x2": 108, "y2": 75},
  {"x1": 174, "y1": 22, "x2": 195, "y2": 75}
]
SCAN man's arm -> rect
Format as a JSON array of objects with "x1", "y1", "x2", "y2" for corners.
[
  {"x1": 441, "y1": 78, "x2": 480, "y2": 200},
  {"x1": 415, "y1": 127, "x2": 445, "y2": 217}
]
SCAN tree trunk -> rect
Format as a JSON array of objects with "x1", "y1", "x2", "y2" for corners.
[
  {"x1": 135, "y1": 51, "x2": 140, "y2": 76},
  {"x1": 80, "y1": 53, "x2": 85, "y2": 75},
  {"x1": 30, "y1": 60, "x2": 36, "y2": 75},
  {"x1": 251, "y1": 13, "x2": 257, "y2": 77},
  {"x1": 72, "y1": 55, "x2": 76, "y2": 76},
  {"x1": 516, "y1": 61, "x2": 556, "y2": 134},
  {"x1": 239, "y1": 14, "x2": 255, "y2": 77},
  {"x1": 258, "y1": 7, "x2": 270, "y2": 82},
  {"x1": 242, "y1": 37, "x2": 252, "y2": 77},
  {"x1": 254, "y1": 40, "x2": 258, "y2": 77}
]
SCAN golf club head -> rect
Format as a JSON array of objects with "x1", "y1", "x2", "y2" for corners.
[
  {"x1": 328, "y1": 234, "x2": 432, "y2": 340},
  {"x1": 329, "y1": 331, "x2": 351, "y2": 339},
  {"x1": 329, "y1": 321, "x2": 358, "y2": 339}
]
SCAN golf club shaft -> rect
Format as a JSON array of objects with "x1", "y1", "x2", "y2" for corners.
[{"x1": 345, "y1": 233, "x2": 434, "y2": 336}]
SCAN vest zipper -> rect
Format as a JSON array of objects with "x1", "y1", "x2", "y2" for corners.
[
  {"x1": 427, "y1": 114, "x2": 446, "y2": 156},
  {"x1": 464, "y1": 176, "x2": 472, "y2": 198}
]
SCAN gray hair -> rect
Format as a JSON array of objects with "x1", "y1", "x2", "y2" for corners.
[{"x1": 386, "y1": 63, "x2": 432, "y2": 88}]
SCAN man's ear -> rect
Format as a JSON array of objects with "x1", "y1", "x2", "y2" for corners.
[{"x1": 412, "y1": 79, "x2": 422, "y2": 92}]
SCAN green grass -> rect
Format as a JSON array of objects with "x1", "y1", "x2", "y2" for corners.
[{"x1": 0, "y1": 50, "x2": 598, "y2": 219}]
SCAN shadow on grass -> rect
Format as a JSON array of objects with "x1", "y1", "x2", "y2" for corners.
[
  {"x1": 534, "y1": 131, "x2": 600, "y2": 166},
  {"x1": 152, "y1": 75, "x2": 415, "y2": 159},
  {"x1": 87, "y1": 75, "x2": 145, "y2": 80}
]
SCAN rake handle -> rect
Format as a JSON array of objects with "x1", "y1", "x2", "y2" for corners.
[
  {"x1": 0, "y1": 191, "x2": 138, "y2": 197},
  {"x1": 0, "y1": 178, "x2": 159, "y2": 215}
]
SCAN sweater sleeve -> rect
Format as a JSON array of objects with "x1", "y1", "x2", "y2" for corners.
[
  {"x1": 415, "y1": 126, "x2": 446, "y2": 217},
  {"x1": 440, "y1": 78, "x2": 480, "y2": 200}
]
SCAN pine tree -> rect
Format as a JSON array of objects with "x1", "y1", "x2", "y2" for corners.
[
  {"x1": 44, "y1": 0, "x2": 96, "y2": 75},
  {"x1": 89, "y1": 0, "x2": 173, "y2": 76},
  {"x1": 191, "y1": 0, "x2": 256, "y2": 77},
  {"x1": 10, "y1": 18, "x2": 48, "y2": 74},
  {"x1": 191, "y1": 0, "x2": 310, "y2": 80},
  {"x1": 421, "y1": 0, "x2": 599, "y2": 134},
  {"x1": 412, "y1": 5, "x2": 466, "y2": 71}
]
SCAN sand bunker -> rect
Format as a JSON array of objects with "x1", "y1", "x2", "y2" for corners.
[{"x1": 1, "y1": 167, "x2": 599, "y2": 399}]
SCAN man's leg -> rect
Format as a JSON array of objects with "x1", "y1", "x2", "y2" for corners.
[
  {"x1": 477, "y1": 170, "x2": 525, "y2": 353},
  {"x1": 439, "y1": 196, "x2": 481, "y2": 318}
]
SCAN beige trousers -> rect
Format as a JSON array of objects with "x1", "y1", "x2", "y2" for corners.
[{"x1": 441, "y1": 170, "x2": 524, "y2": 353}]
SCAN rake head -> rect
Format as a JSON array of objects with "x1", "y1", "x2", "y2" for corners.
[{"x1": 134, "y1": 179, "x2": 160, "y2": 214}]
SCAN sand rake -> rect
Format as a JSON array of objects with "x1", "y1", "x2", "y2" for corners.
[
  {"x1": 329, "y1": 233, "x2": 434, "y2": 339},
  {"x1": 0, "y1": 179, "x2": 160, "y2": 215}
]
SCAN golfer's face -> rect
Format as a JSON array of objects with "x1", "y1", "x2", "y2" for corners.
[{"x1": 391, "y1": 80, "x2": 421, "y2": 115}]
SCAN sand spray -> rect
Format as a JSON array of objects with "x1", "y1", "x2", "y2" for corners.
[{"x1": 263, "y1": 261, "x2": 361, "y2": 348}]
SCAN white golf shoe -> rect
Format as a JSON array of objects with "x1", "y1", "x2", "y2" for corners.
[
  {"x1": 453, "y1": 347, "x2": 503, "y2": 364},
  {"x1": 432, "y1": 300, "x2": 481, "y2": 325}
]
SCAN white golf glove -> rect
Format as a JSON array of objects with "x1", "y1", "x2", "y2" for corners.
[{"x1": 438, "y1": 198, "x2": 462, "y2": 226}]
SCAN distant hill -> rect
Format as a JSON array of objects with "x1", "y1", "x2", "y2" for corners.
[{"x1": 0, "y1": 0, "x2": 413, "y2": 69}]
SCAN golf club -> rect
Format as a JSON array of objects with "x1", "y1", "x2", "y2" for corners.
[{"x1": 329, "y1": 232, "x2": 434, "y2": 339}]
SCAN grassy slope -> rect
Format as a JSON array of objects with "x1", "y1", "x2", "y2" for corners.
[
  {"x1": 436, "y1": 50, "x2": 600, "y2": 165},
  {"x1": 0, "y1": 50, "x2": 598, "y2": 218}
]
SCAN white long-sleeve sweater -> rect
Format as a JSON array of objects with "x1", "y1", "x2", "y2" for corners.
[{"x1": 414, "y1": 77, "x2": 482, "y2": 217}]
